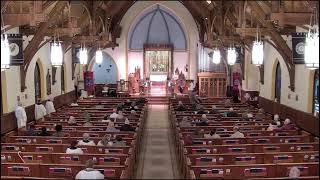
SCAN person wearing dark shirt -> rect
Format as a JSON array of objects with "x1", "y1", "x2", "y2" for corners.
[
  {"x1": 175, "y1": 101, "x2": 187, "y2": 111},
  {"x1": 38, "y1": 127, "x2": 51, "y2": 136},
  {"x1": 208, "y1": 105, "x2": 219, "y2": 114},
  {"x1": 26, "y1": 125, "x2": 37, "y2": 136},
  {"x1": 196, "y1": 114, "x2": 209, "y2": 126},
  {"x1": 196, "y1": 105, "x2": 207, "y2": 115},
  {"x1": 183, "y1": 134, "x2": 193, "y2": 145},
  {"x1": 119, "y1": 118, "x2": 135, "y2": 131},
  {"x1": 226, "y1": 108, "x2": 238, "y2": 117},
  {"x1": 232, "y1": 92, "x2": 240, "y2": 103},
  {"x1": 52, "y1": 124, "x2": 66, "y2": 137}
]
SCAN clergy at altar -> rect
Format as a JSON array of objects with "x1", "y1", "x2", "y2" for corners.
[
  {"x1": 45, "y1": 96, "x2": 56, "y2": 117},
  {"x1": 34, "y1": 99, "x2": 47, "y2": 122},
  {"x1": 15, "y1": 101, "x2": 27, "y2": 129}
]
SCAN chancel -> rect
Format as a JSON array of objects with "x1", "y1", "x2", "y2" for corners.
[{"x1": 0, "y1": 1, "x2": 319, "y2": 179}]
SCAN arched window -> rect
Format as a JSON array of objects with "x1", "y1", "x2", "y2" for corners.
[
  {"x1": 34, "y1": 62, "x2": 41, "y2": 102},
  {"x1": 313, "y1": 70, "x2": 319, "y2": 116},
  {"x1": 61, "y1": 65, "x2": 65, "y2": 93},
  {"x1": 275, "y1": 63, "x2": 281, "y2": 103}
]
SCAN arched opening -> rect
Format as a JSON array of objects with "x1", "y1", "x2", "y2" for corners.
[
  {"x1": 92, "y1": 52, "x2": 118, "y2": 85},
  {"x1": 34, "y1": 62, "x2": 41, "y2": 102},
  {"x1": 313, "y1": 70, "x2": 319, "y2": 116},
  {"x1": 275, "y1": 62, "x2": 281, "y2": 103},
  {"x1": 61, "y1": 64, "x2": 65, "y2": 93}
]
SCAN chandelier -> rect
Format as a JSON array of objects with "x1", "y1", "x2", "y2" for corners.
[
  {"x1": 212, "y1": 48, "x2": 221, "y2": 64},
  {"x1": 1, "y1": 34, "x2": 10, "y2": 71},
  {"x1": 51, "y1": 40, "x2": 63, "y2": 67},
  {"x1": 304, "y1": 8, "x2": 319, "y2": 69},
  {"x1": 79, "y1": 45, "x2": 88, "y2": 65},
  {"x1": 95, "y1": 49, "x2": 103, "y2": 64},
  {"x1": 227, "y1": 47, "x2": 236, "y2": 65},
  {"x1": 252, "y1": 26, "x2": 264, "y2": 66}
]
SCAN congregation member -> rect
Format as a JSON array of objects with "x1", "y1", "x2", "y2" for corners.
[
  {"x1": 68, "y1": 116, "x2": 77, "y2": 126},
  {"x1": 106, "y1": 121, "x2": 120, "y2": 132},
  {"x1": 267, "y1": 122, "x2": 279, "y2": 131},
  {"x1": 120, "y1": 118, "x2": 135, "y2": 131},
  {"x1": 52, "y1": 124, "x2": 67, "y2": 137},
  {"x1": 115, "y1": 111, "x2": 125, "y2": 122},
  {"x1": 75, "y1": 159, "x2": 104, "y2": 179},
  {"x1": 226, "y1": 107, "x2": 238, "y2": 117},
  {"x1": 175, "y1": 101, "x2": 187, "y2": 111},
  {"x1": 255, "y1": 108, "x2": 266, "y2": 120},
  {"x1": 224, "y1": 99, "x2": 231, "y2": 107},
  {"x1": 230, "y1": 126, "x2": 245, "y2": 138},
  {"x1": 66, "y1": 141, "x2": 84, "y2": 154},
  {"x1": 45, "y1": 97, "x2": 56, "y2": 117},
  {"x1": 196, "y1": 114, "x2": 209, "y2": 126},
  {"x1": 38, "y1": 127, "x2": 51, "y2": 136},
  {"x1": 15, "y1": 101, "x2": 27, "y2": 130},
  {"x1": 204, "y1": 129, "x2": 221, "y2": 139},
  {"x1": 77, "y1": 133, "x2": 96, "y2": 146},
  {"x1": 278, "y1": 118, "x2": 296, "y2": 131},
  {"x1": 128, "y1": 110, "x2": 137, "y2": 119},
  {"x1": 179, "y1": 117, "x2": 191, "y2": 127},
  {"x1": 196, "y1": 104, "x2": 207, "y2": 115},
  {"x1": 113, "y1": 136, "x2": 126, "y2": 146},
  {"x1": 208, "y1": 105, "x2": 219, "y2": 114},
  {"x1": 25, "y1": 124, "x2": 37, "y2": 136},
  {"x1": 35, "y1": 99, "x2": 47, "y2": 122},
  {"x1": 83, "y1": 112, "x2": 93, "y2": 126},
  {"x1": 241, "y1": 109, "x2": 253, "y2": 119},
  {"x1": 109, "y1": 109, "x2": 118, "y2": 120},
  {"x1": 97, "y1": 134, "x2": 113, "y2": 146},
  {"x1": 274, "y1": 114, "x2": 280, "y2": 122}
]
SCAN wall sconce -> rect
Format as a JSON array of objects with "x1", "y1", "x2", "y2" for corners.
[
  {"x1": 295, "y1": 95, "x2": 299, "y2": 101},
  {"x1": 288, "y1": 93, "x2": 291, "y2": 99}
]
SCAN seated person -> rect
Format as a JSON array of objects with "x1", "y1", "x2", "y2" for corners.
[
  {"x1": 128, "y1": 110, "x2": 137, "y2": 119},
  {"x1": 179, "y1": 117, "x2": 191, "y2": 127},
  {"x1": 68, "y1": 116, "x2": 77, "y2": 126},
  {"x1": 224, "y1": 99, "x2": 231, "y2": 107},
  {"x1": 83, "y1": 112, "x2": 93, "y2": 126},
  {"x1": 241, "y1": 109, "x2": 253, "y2": 119},
  {"x1": 267, "y1": 122, "x2": 279, "y2": 131},
  {"x1": 26, "y1": 125, "x2": 37, "y2": 136},
  {"x1": 226, "y1": 108, "x2": 238, "y2": 117},
  {"x1": 113, "y1": 136, "x2": 126, "y2": 146},
  {"x1": 77, "y1": 133, "x2": 96, "y2": 146},
  {"x1": 109, "y1": 109, "x2": 118, "y2": 120},
  {"x1": 204, "y1": 129, "x2": 221, "y2": 139},
  {"x1": 255, "y1": 108, "x2": 265, "y2": 120},
  {"x1": 232, "y1": 93, "x2": 240, "y2": 103},
  {"x1": 278, "y1": 118, "x2": 296, "y2": 131},
  {"x1": 115, "y1": 111, "x2": 124, "y2": 122},
  {"x1": 288, "y1": 166, "x2": 301, "y2": 178},
  {"x1": 196, "y1": 105, "x2": 207, "y2": 115},
  {"x1": 208, "y1": 105, "x2": 219, "y2": 114},
  {"x1": 38, "y1": 127, "x2": 51, "y2": 136},
  {"x1": 75, "y1": 159, "x2": 104, "y2": 179},
  {"x1": 97, "y1": 134, "x2": 113, "y2": 146},
  {"x1": 230, "y1": 126, "x2": 245, "y2": 138},
  {"x1": 52, "y1": 124, "x2": 67, "y2": 137},
  {"x1": 106, "y1": 121, "x2": 120, "y2": 132},
  {"x1": 66, "y1": 141, "x2": 84, "y2": 154},
  {"x1": 116, "y1": 102, "x2": 125, "y2": 111},
  {"x1": 120, "y1": 118, "x2": 135, "y2": 131},
  {"x1": 196, "y1": 114, "x2": 209, "y2": 126},
  {"x1": 274, "y1": 114, "x2": 280, "y2": 122},
  {"x1": 124, "y1": 99, "x2": 131, "y2": 107},
  {"x1": 175, "y1": 101, "x2": 187, "y2": 111}
]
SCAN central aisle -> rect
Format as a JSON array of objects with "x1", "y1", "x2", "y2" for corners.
[{"x1": 136, "y1": 104, "x2": 179, "y2": 179}]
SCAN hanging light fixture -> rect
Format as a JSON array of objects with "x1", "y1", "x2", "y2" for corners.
[
  {"x1": 212, "y1": 47, "x2": 221, "y2": 64},
  {"x1": 51, "y1": 24, "x2": 63, "y2": 67},
  {"x1": 79, "y1": 44, "x2": 88, "y2": 65},
  {"x1": 252, "y1": 26, "x2": 264, "y2": 66},
  {"x1": 227, "y1": 47, "x2": 237, "y2": 65},
  {"x1": 96, "y1": 43, "x2": 103, "y2": 64},
  {"x1": 1, "y1": 33, "x2": 10, "y2": 71},
  {"x1": 1, "y1": 12, "x2": 10, "y2": 71},
  {"x1": 304, "y1": 8, "x2": 319, "y2": 69}
]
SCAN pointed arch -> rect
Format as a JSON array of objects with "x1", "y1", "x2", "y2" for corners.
[
  {"x1": 34, "y1": 59, "x2": 46, "y2": 102},
  {"x1": 274, "y1": 62, "x2": 282, "y2": 103}
]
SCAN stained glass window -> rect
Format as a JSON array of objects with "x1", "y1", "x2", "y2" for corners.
[{"x1": 275, "y1": 63, "x2": 281, "y2": 103}]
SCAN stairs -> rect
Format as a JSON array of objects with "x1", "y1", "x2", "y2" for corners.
[{"x1": 147, "y1": 96, "x2": 169, "y2": 105}]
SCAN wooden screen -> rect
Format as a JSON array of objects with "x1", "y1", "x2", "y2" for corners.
[{"x1": 198, "y1": 72, "x2": 227, "y2": 97}]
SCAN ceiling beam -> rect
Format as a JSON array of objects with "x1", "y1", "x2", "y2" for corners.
[{"x1": 270, "y1": 12, "x2": 312, "y2": 26}]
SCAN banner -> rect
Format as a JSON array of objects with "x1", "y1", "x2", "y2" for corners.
[
  {"x1": 232, "y1": 72, "x2": 241, "y2": 91},
  {"x1": 84, "y1": 71, "x2": 95, "y2": 92},
  {"x1": 72, "y1": 46, "x2": 80, "y2": 64},
  {"x1": 292, "y1": 32, "x2": 307, "y2": 64},
  {"x1": 7, "y1": 34, "x2": 24, "y2": 65}
]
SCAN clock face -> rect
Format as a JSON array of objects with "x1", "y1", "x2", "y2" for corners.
[
  {"x1": 76, "y1": 51, "x2": 80, "y2": 59},
  {"x1": 9, "y1": 43, "x2": 19, "y2": 56},
  {"x1": 296, "y1": 42, "x2": 305, "y2": 55}
]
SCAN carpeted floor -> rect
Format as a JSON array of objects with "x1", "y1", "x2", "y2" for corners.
[{"x1": 135, "y1": 105, "x2": 180, "y2": 179}]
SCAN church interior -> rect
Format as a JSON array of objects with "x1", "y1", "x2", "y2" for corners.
[{"x1": 1, "y1": 1, "x2": 319, "y2": 179}]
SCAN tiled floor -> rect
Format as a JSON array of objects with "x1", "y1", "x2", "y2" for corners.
[{"x1": 136, "y1": 105, "x2": 179, "y2": 179}]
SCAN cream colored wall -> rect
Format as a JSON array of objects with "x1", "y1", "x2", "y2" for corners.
[
  {"x1": 244, "y1": 33, "x2": 316, "y2": 113},
  {"x1": 1, "y1": 29, "x2": 74, "y2": 113},
  {"x1": 105, "y1": 1, "x2": 199, "y2": 81}
]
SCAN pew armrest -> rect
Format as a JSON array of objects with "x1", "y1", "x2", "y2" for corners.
[
  {"x1": 190, "y1": 170, "x2": 196, "y2": 179},
  {"x1": 186, "y1": 157, "x2": 191, "y2": 166},
  {"x1": 120, "y1": 170, "x2": 128, "y2": 179}
]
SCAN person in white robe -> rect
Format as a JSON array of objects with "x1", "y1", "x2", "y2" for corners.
[
  {"x1": 15, "y1": 101, "x2": 27, "y2": 129},
  {"x1": 66, "y1": 141, "x2": 84, "y2": 154},
  {"x1": 289, "y1": 166, "x2": 301, "y2": 178},
  {"x1": 35, "y1": 100, "x2": 47, "y2": 122},
  {"x1": 75, "y1": 159, "x2": 104, "y2": 179},
  {"x1": 109, "y1": 109, "x2": 118, "y2": 120},
  {"x1": 77, "y1": 133, "x2": 96, "y2": 146},
  {"x1": 45, "y1": 97, "x2": 56, "y2": 117},
  {"x1": 230, "y1": 126, "x2": 245, "y2": 138},
  {"x1": 204, "y1": 129, "x2": 221, "y2": 139},
  {"x1": 79, "y1": 90, "x2": 88, "y2": 99}
]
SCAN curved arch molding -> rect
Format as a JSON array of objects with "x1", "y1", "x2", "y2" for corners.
[{"x1": 129, "y1": 5, "x2": 187, "y2": 50}]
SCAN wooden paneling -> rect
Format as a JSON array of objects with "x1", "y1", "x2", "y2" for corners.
[
  {"x1": 259, "y1": 96, "x2": 319, "y2": 137},
  {"x1": 1, "y1": 91, "x2": 76, "y2": 136},
  {"x1": 198, "y1": 72, "x2": 227, "y2": 97}
]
